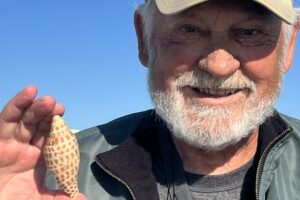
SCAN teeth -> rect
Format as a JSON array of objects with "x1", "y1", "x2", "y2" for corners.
[
  {"x1": 210, "y1": 89, "x2": 217, "y2": 94},
  {"x1": 192, "y1": 87, "x2": 239, "y2": 95}
]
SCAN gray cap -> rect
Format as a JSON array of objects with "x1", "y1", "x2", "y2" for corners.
[{"x1": 146, "y1": 0, "x2": 295, "y2": 24}]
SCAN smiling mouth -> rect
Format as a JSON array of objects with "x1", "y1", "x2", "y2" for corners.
[{"x1": 188, "y1": 86, "x2": 243, "y2": 97}]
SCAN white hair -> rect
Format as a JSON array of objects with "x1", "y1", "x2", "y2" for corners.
[
  {"x1": 277, "y1": 8, "x2": 300, "y2": 76},
  {"x1": 136, "y1": 0, "x2": 157, "y2": 66},
  {"x1": 136, "y1": 0, "x2": 156, "y2": 45}
]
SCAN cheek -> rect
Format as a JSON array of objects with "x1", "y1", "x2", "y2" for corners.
[
  {"x1": 237, "y1": 35, "x2": 283, "y2": 81},
  {"x1": 242, "y1": 55, "x2": 282, "y2": 97},
  {"x1": 163, "y1": 45, "x2": 199, "y2": 67},
  {"x1": 153, "y1": 45, "x2": 200, "y2": 89},
  {"x1": 244, "y1": 60, "x2": 280, "y2": 80}
]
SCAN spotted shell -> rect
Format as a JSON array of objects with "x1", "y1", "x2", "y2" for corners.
[{"x1": 43, "y1": 115, "x2": 80, "y2": 200}]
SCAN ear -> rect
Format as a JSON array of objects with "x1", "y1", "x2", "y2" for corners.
[
  {"x1": 134, "y1": 11, "x2": 149, "y2": 67},
  {"x1": 282, "y1": 19, "x2": 300, "y2": 73}
]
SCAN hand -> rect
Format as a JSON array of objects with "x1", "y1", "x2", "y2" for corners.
[{"x1": 0, "y1": 85, "x2": 86, "y2": 200}]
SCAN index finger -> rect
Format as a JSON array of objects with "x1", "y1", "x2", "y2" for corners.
[{"x1": 0, "y1": 85, "x2": 38, "y2": 123}]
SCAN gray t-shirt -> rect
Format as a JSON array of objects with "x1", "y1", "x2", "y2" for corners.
[
  {"x1": 156, "y1": 159, "x2": 255, "y2": 200},
  {"x1": 185, "y1": 160, "x2": 254, "y2": 200}
]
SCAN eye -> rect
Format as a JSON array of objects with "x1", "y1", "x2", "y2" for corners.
[
  {"x1": 240, "y1": 28, "x2": 262, "y2": 36},
  {"x1": 180, "y1": 25, "x2": 199, "y2": 33},
  {"x1": 232, "y1": 28, "x2": 264, "y2": 38},
  {"x1": 232, "y1": 28, "x2": 266, "y2": 46},
  {"x1": 176, "y1": 24, "x2": 208, "y2": 40}
]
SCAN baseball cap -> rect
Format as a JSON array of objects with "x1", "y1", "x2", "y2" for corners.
[{"x1": 146, "y1": 0, "x2": 295, "y2": 24}]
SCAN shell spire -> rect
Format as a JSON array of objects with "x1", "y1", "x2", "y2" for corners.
[{"x1": 43, "y1": 115, "x2": 80, "y2": 200}]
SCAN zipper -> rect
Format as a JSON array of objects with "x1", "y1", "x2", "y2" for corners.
[
  {"x1": 255, "y1": 128, "x2": 292, "y2": 200},
  {"x1": 95, "y1": 156, "x2": 136, "y2": 200}
]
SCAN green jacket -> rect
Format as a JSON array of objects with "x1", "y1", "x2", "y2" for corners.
[{"x1": 46, "y1": 109, "x2": 300, "y2": 200}]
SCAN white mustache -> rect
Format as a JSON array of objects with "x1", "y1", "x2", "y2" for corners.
[{"x1": 175, "y1": 71, "x2": 256, "y2": 91}]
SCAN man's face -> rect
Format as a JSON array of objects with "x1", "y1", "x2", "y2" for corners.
[{"x1": 147, "y1": 0, "x2": 287, "y2": 150}]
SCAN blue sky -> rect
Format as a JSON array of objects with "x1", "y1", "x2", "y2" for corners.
[{"x1": 0, "y1": 0, "x2": 299, "y2": 130}]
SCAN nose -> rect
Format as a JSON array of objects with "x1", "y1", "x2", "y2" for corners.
[{"x1": 198, "y1": 49, "x2": 240, "y2": 78}]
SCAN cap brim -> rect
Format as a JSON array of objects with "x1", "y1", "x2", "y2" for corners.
[
  {"x1": 155, "y1": 0, "x2": 209, "y2": 15},
  {"x1": 254, "y1": 0, "x2": 295, "y2": 24},
  {"x1": 155, "y1": 0, "x2": 295, "y2": 24}
]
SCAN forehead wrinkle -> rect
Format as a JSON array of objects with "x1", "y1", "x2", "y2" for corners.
[{"x1": 168, "y1": 10, "x2": 205, "y2": 25}]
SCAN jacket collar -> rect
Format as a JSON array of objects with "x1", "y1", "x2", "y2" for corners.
[
  {"x1": 95, "y1": 110, "x2": 291, "y2": 199},
  {"x1": 256, "y1": 111, "x2": 290, "y2": 159},
  {"x1": 95, "y1": 111, "x2": 161, "y2": 200}
]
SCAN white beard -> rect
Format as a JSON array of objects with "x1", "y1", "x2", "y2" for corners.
[{"x1": 148, "y1": 70, "x2": 282, "y2": 151}]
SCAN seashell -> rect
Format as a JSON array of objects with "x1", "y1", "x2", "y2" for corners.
[{"x1": 43, "y1": 115, "x2": 80, "y2": 200}]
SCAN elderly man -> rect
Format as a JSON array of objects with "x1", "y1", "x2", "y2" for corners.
[{"x1": 0, "y1": 0, "x2": 299, "y2": 199}]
